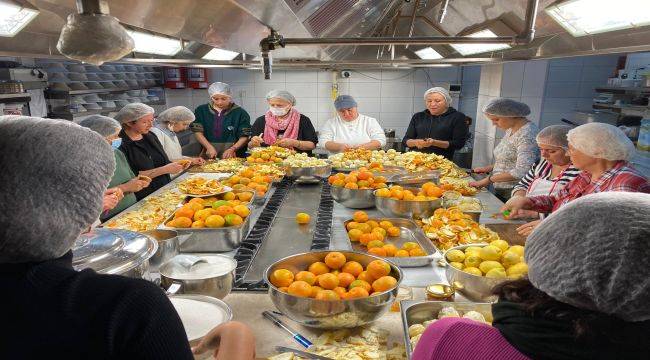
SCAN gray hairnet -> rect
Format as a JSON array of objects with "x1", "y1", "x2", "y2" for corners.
[
  {"x1": 114, "y1": 103, "x2": 154, "y2": 124},
  {"x1": 536, "y1": 125, "x2": 572, "y2": 149},
  {"x1": 525, "y1": 192, "x2": 650, "y2": 322},
  {"x1": 157, "y1": 106, "x2": 195, "y2": 124},
  {"x1": 483, "y1": 98, "x2": 530, "y2": 117},
  {"x1": 208, "y1": 82, "x2": 231, "y2": 98},
  {"x1": 567, "y1": 123, "x2": 636, "y2": 161},
  {"x1": 78, "y1": 115, "x2": 121, "y2": 137},
  {"x1": 0, "y1": 116, "x2": 115, "y2": 263},
  {"x1": 423, "y1": 87, "x2": 451, "y2": 106},
  {"x1": 266, "y1": 90, "x2": 296, "y2": 105}
]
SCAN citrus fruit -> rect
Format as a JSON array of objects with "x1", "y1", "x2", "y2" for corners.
[
  {"x1": 382, "y1": 244, "x2": 398, "y2": 257},
  {"x1": 352, "y1": 211, "x2": 369, "y2": 223},
  {"x1": 310, "y1": 285, "x2": 323, "y2": 298},
  {"x1": 356, "y1": 223, "x2": 372, "y2": 233},
  {"x1": 501, "y1": 251, "x2": 522, "y2": 268},
  {"x1": 372, "y1": 276, "x2": 397, "y2": 293},
  {"x1": 348, "y1": 229, "x2": 363, "y2": 242},
  {"x1": 174, "y1": 206, "x2": 194, "y2": 219},
  {"x1": 349, "y1": 279, "x2": 372, "y2": 292},
  {"x1": 409, "y1": 247, "x2": 426, "y2": 257},
  {"x1": 324, "y1": 252, "x2": 346, "y2": 269},
  {"x1": 296, "y1": 212, "x2": 311, "y2": 224},
  {"x1": 509, "y1": 245, "x2": 525, "y2": 257},
  {"x1": 346, "y1": 221, "x2": 360, "y2": 230},
  {"x1": 333, "y1": 287, "x2": 347, "y2": 298},
  {"x1": 215, "y1": 205, "x2": 235, "y2": 217},
  {"x1": 372, "y1": 227, "x2": 387, "y2": 237},
  {"x1": 341, "y1": 261, "x2": 363, "y2": 277},
  {"x1": 379, "y1": 220, "x2": 393, "y2": 230},
  {"x1": 463, "y1": 267, "x2": 482, "y2": 276},
  {"x1": 479, "y1": 245, "x2": 503, "y2": 261},
  {"x1": 359, "y1": 233, "x2": 374, "y2": 245},
  {"x1": 270, "y1": 269, "x2": 294, "y2": 288},
  {"x1": 318, "y1": 273, "x2": 339, "y2": 289},
  {"x1": 485, "y1": 268, "x2": 507, "y2": 279},
  {"x1": 287, "y1": 281, "x2": 312, "y2": 297},
  {"x1": 346, "y1": 286, "x2": 369, "y2": 299},
  {"x1": 376, "y1": 188, "x2": 391, "y2": 197},
  {"x1": 368, "y1": 247, "x2": 387, "y2": 257},
  {"x1": 464, "y1": 254, "x2": 482, "y2": 268},
  {"x1": 233, "y1": 205, "x2": 250, "y2": 217},
  {"x1": 211, "y1": 200, "x2": 230, "y2": 209},
  {"x1": 367, "y1": 240, "x2": 385, "y2": 249},
  {"x1": 479, "y1": 261, "x2": 505, "y2": 274},
  {"x1": 506, "y1": 263, "x2": 529, "y2": 278},
  {"x1": 191, "y1": 220, "x2": 205, "y2": 228},
  {"x1": 450, "y1": 262, "x2": 464, "y2": 270},
  {"x1": 366, "y1": 260, "x2": 391, "y2": 279},
  {"x1": 315, "y1": 290, "x2": 340, "y2": 300},
  {"x1": 295, "y1": 271, "x2": 317, "y2": 285},
  {"x1": 490, "y1": 240, "x2": 510, "y2": 252},
  {"x1": 308, "y1": 261, "x2": 330, "y2": 276},
  {"x1": 387, "y1": 226, "x2": 401, "y2": 237},
  {"x1": 446, "y1": 249, "x2": 466, "y2": 263},
  {"x1": 224, "y1": 213, "x2": 243, "y2": 226},
  {"x1": 395, "y1": 250, "x2": 409, "y2": 257},
  {"x1": 356, "y1": 271, "x2": 375, "y2": 283},
  {"x1": 223, "y1": 192, "x2": 236, "y2": 201},
  {"x1": 204, "y1": 214, "x2": 225, "y2": 228}
]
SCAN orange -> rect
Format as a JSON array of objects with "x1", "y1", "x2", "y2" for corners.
[
  {"x1": 375, "y1": 188, "x2": 391, "y2": 197},
  {"x1": 193, "y1": 208, "x2": 212, "y2": 222},
  {"x1": 215, "y1": 205, "x2": 234, "y2": 216},
  {"x1": 191, "y1": 220, "x2": 205, "y2": 228},
  {"x1": 348, "y1": 229, "x2": 363, "y2": 242},
  {"x1": 332, "y1": 179, "x2": 345, "y2": 187},
  {"x1": 422, "y1": 182, "x2": 437, "y2": 191},
  {"x1": 426, "y1": 187, "x2": 444, "y2": 198},
  {"x1": 379, "y1": 220, "x2": 394, "y2": 230},
  {"x1": 395, "y1": 249, "x2": 409, "y2": 257},
  {"x1": 310, "y1": 285, "x2": 323, "y2": 298},
  {"x1": 188, "y1": 197, "x2": 206, "y2": 206},
  {"x1": 366, "y1": 220, "x2": 379, "y2": 229},
  {"x1": 368, "y1": 247, "x2": 387, "y2": 257},
  {"x1": 356, "y1": 223, "x2": 372, "y2": 234},
  {"x1": 349, "y1": 279, "x2": 372, "y2": 293},
  {"x1": 346, "y1": 221, "x2": 360, "y2": 230},
  {"x1": 170, "y1": 216, "x2": 192, "y2": 228},
  {"x1": 367, "y1": 240, "x2": 385, "y2": 249},
  {"x1": 287, "y1": 281, "x2": 312, "y2": 297},
  {"x1": 390, "y1": 189, "x2": 404, "y2": 200},
  {"x1": 324, "y1": 252, "x2": 346, "y2": 269},
  {"x1": 344, "y1": 182, "x2": 359, "y2": 190},
  {"x1": 333, "y1": 286, "x2": 347, "y2": 298},
  {"x1": 372, "y1": 227, "x2": 387, "y2": 238},
  {"x1": 409, "y1": 247, "x2": 426, "y2": 257},
  {"x1": 224, "y1": 214, "x2": 243, "y2": 226},
  {"x1": 387, "y1": 226, "x2": 401, "y2": 237},
  {"x1": 359, "y1": 233, "x2": 374, "y2": 245},
  {"x1": 402, "y1": 242, "x2": 419, "y2": 250},
  {"x1": 223, "y1": 192, "x2": 236, "y2": 201},
  {"x1": 344, "y1": 175, "x2": 358, "y2": 183},
  {"x1": 233, "y1": 205, "x2": 250, "y2": 217},
  {"x1": 295, "y1": 212, "x2": 311, "y2": 224},
  {"x1": 237, "y1": 192, "x2": 253, "y2": 202},
  {"x1": 346, "y1": 286, "x2": 370, "y2": 299},
  {"x1": 357, "y1": 271, "x2": 375, "y2": 284},
  {"x1": 204, "y1": 215, "x2": 225, "y2": 228},
  {"x1": 337, "y1": 272, "x2": 356, "y2": 288},
  {"x1": 403, "y1": 192, "x2": 416, "y2": 201},
  {"x1": 187, "y1": 202, "x2": 204, "y2": 212},
  {"x1": 352, "y1": 211, "x2": 369, "y2": 223},
  {"x1": 371, "y1": 232, "x2": 385, "y2": 242},
  {"x1": 270, "y1": 269, "x2": 294, "y2": 288},
  {"x1": 308, "y1": 261, "x2": 330, "y2": 276},
  {"x1": 375, "y1": 176, "x2": 387, "y2": 183},
  {"x1": 174, "y1": 206, "x2": 194, "y2": 219},
  {"x1": 295, "y1": 271, "x2": 317, "y2": 285},
  {"x1": 383, "y1": 244, "x2": 398, "y2": 257},
  {"x1": 278, "y1": 286, "x2": 288, "y2": 293},
  {"x1": 341, "y1": 261, "x2": 364, "y2": 277},
  {"x1": 357, "y1": 171, "x2": 371, "y2": 180},
  {"x1": 318, "y1": 273, "x2": 339, "y2": 290},
  {"x1": 372, "y1": 276, "x2": 398, "y2": 293},
  {"x1": 357, "y1": 180, "x2": 370, "y2": 189},
  {"x1": 204, "y1": 196, "x2": 218, "y2": 203},
  {"x1": 327, "y1": 175, "x2": 337, "y2": 184},
  {"x1": 315, "y1": 290, "x2": 340, "y2": 301},
  {"x1": 367, "y1": 260, "x2": 391, "y2": 279}
]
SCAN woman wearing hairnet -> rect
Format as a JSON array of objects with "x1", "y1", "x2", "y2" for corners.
[
  {"x1": 150, "y1": 106, "x2": 205, "y2": 167},
  {"x1": 402, "y1": 87, "x2": 469, "y2": 159},
  {"x1": 249, "y1": 90, "x2": 318, "y2": 154},
  {"x1": 0, "y1": 116, "x2": 256, "y2": 360},
  {"x1": 78, "y1": 115, "x2": 151, "y2": 220},
  {"x1": 116, "y1": 103, "x2": 187, "y2": 200},
  {"x1": 510, "y1": 125, "x2": 581, "y2": 236},
  {"x1": 192, "y1": 82, "x2": 251, "y2": 159},
  {"x1": 469, "y1": 98, "x2": 540, "y2": 201},
  {"x1": 413, "y1": 192, "x2": 650, "y2": 360},
  {"x1": 502, "y1": 123, "x2": 649, "y2": 218}
]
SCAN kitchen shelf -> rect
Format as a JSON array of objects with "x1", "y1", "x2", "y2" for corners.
[
  {"x1": 592, "y1": 103, "x2": 649, "y2": 112},
  {"x1": 46, "y1": 85, "x2": 164, "y2": 97},
  {"x1": 50, "y1": 100, "x2": 167, "y2": 119},
  {"x1": 595, "y1": 86, "x2": 650, "y2": 94},
  {"x1": 0, "y1": 92, "x2": 31, "y2": 103}
]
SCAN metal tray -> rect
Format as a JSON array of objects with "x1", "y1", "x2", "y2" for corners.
[
  {"x1": 176, "y1": 173, "x2": 233, "y2": 198},
  {"x1": 400, "y1": 300, "x2": 493, "y2": 359},
  {"x1": 390, "y1": 170, "x2": 441, "y2": 186},
  {"x1": 343, "y1": 217, "x2": 438, "y2": 267}
]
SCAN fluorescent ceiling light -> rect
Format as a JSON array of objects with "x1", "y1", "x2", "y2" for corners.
[
  {"x1": 0, "y1": 1, "x2": 39, "y2": 37},
  {"x1": 202, "y1": 48, "x2": 239, "y2": 61},
  {"x1": 450, "y1": 29, "x2": 511, "y2": 56},
  {"x1": 414, "y1": 47, "x2": 444, "y2": 60},
  {"x1": 126, "y1": 30, "x2": 181, "y2": 56},
  {"x1": 545, "y1": 0, "x2": 650, "y2": 37}
]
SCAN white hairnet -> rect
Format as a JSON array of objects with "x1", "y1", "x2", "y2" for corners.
[
  {"x1": 423, "y1": 87, "x2": 452, "y2": 106},
  {"x1": 483, "y1": 98, "x2": 530, "y2": 117},
  {"x1": 157, "y1": 106, "x2": 195, "y2": 124},
  {"x1": 78, "y1": 115, "x2": 121, "y2": 137},
  {"x1": 567, "y1": 123, "x2": 636, "y2": 161},
  {"x1": 208, "y1": 82, "x2": 231, "y2": 98},
  {"x1": 526, "y1": 192, "x2": 650, "y2": 321},
  {"x1": 266, "y1": 90, "x2": 296, "y2": 105},
  {"x1": 536, "y1": 125, "x2": 572, "y2": 149},
  {"x1": 0, "y1": 116, "x2": 115, "y2": 263},
  {"x1": 114, "y1": 103, "x2": 154, "y2": 124}
]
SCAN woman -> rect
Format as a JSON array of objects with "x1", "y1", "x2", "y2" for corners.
[
  {"x1": 402, "y1": 87, "x2": 469, "y2": 159},
  {"x1": 150, "y1": 106, "x2": 205, "y2": 166},
  {"x1": 318, "y1": 95, "x2": 386, "y2": 153},
  {"x1": 511, "y1": 125, "x2": 581, "y2": 236},
  {"x1": 0, "y1": 116, "x2": 256, "y2": 360},
  {"x1": 115, "y1": 103, "x2": 186, "y2": 200},
  {"x1": 79, "y1": 115, "x2": 151, "y2": 220},
  {"x1": 413, "y1": 192, "x2": 650, "y2": 360},
  {"x1": 191, "y1": 82, "x2": 251, "y2": 159},
  {"x1": 503, "y1": 122, "x2": 649, "y2": 218},
  {"x1": 469, "y1": 98, "x2": 539, "y2": 201},
  {"x1": 249, "y1": 90, "x2": 318, "y2": 154}
]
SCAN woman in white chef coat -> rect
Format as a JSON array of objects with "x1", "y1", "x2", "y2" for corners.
[
  {"x1": 149, "y1": 106, "x2": 205, "y2": 167},
  {"x1": 319, "y1": 95, "x2": 386, "y2": 153}
]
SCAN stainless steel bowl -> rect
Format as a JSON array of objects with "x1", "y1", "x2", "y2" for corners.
[
  {"x1": 391, "y1": 170, "x2": 441, "y2": 187},
  {"x1": 374, "y1": 188, "x2": 443, "y2": 219},
  {"x1": 284, "y1": 164, "x2": 332, "y2": 180},
  {"x1": 442, "y1": 244, "x2": 505, "y2": 302},
  {"x1": 160, "y1": 254, "x2": 236, "y2": 299},
  {"x1": 143, "y1": 229, "x2": 179, "y2": 271},
  {"x1": 265, "y1": 250, "x2": 403, "y2": 329},
  {"x1": 330, "y1": 186, "x2": 376, "y2": 209}
]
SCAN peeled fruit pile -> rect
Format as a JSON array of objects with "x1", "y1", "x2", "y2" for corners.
[
  {"x1": 445, "y1": 241, "x2": 528, "y2": 279},
  {"x1": 421, "y1": 207, "x2": 501, "y2": 250},
  {"x1": 165, "y1": 195, "x2": 250, "y2": 229},
  {"x1": 346, "y1": 211, "x2": 426, "y2": 258},
  {"x1": 247, "y1": 146, "x2": 293, "y2": 164},
  {"x1": 225, "y1": 167, "x2": 273, "y2": 197},
  {"x1": 375, "y1": 182, "x2": 443, "y2": 201},
  {"x1": 270, "y1": 252, "x2": 398, "y2": 300},
  {"x1": 328, "y1": 168, "x2": 388, "y2": 190}
]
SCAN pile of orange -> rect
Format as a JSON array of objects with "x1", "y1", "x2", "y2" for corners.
[
  {"x1": 225, "y1": 167, "x2": 272, "y2": 197},
  {"x1": 246, "y1": 152, "x2": 283, "y2": 164},
  {"x1": 327, "y1": 168, "x2": 388, "y2": 190},
  {"x1": 375, "y1": 182, "x2": 444, "y2": 201},
  {"x1": 346, "y1": 211, "x2": 427, "y2": 257},
  {"x1": 165, "y1": 195, "x2": 250, "y2": 229},
  {"x1": 270, "y1": 251, "x2": 398, "y2": 300}
]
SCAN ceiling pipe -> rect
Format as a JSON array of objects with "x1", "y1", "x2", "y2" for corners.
[
  {"x1": 437, "y1": 0, "x2": 450, "y2": 23},
  {"x1": 405, "y1": 0, "x2": 420, "y2": 49}
]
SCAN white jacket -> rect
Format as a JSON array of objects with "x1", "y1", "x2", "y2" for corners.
[
  {"x1": 149, "y1": 126, "x2": 183, "y2": 161},
  {"x1": 318, "y1": 114, "x2": 386, "y2": 153}
]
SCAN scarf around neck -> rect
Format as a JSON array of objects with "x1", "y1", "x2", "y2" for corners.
[{"x1": 263, "y1": 107, "x2": 300, "y2": 145}]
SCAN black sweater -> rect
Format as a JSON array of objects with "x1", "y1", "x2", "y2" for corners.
[
  {"x1": 0, "y1": 252, "x2": 193, "y2": 359},
  {"x1": 402, "y1": 107, "x2": 469, "y2": 159},
  {"x1": 251, "y1": 114, "x2": 318, "y2": 154},
  {"x1": 119, "y1": 130, "x2": 172, "y2": 200}
]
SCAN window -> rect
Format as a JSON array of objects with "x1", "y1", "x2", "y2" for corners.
[
  {"x1": 126, "y1": 30, "x2": 182, "y2": 56},
  {"x1": 450, "y1": 29, "x2": 511, "y2": 56},
  {"x1": 0, "y1": 1, "x2": 39, "y2": 37},
  {"x1": 414, "y1": 47, "x2": 444, "y2": 60},
  {"x1": 546, "y1": 0, "x2": 650, "y2": 37}
]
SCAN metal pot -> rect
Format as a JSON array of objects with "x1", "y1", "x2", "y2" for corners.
[
  {"x1": 143, "y1": 229, "x2": 179, "y2": 271},
  {"x1": 168, "y1": 294, "x2": 233, "y2": 346},
  {"x1": 160, "y1": 254, "x2": 236, "y2": 299}
]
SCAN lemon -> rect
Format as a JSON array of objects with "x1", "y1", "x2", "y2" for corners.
[
  {"x1": 479, "y1": 260, "x2": 504, "y2": 274},
  {"x1": 490, "y1": 240, "x2": 510, "y2": 252},
  {"x1": 463, "y1": 267, "x2": 482, "y2": 276},
  {"x1": 464, "y1": 254, "x2": 482, "y2": 268},
  {"x1": 479, "y1": 245, "x2": 502, "y2": 261},
  {"x1": 446, "y1": 249, "x2": 466, "y2": 263},
  {"x1": 449, "y1": 262, "x2": 464, "y2": 270},
  {"x1": 506, "y1": 263, "x2": 529, "y2": 278},
  {"x1": 486, "y1": 268, "x2": 507, "y2": 279},
  {"x1": 464, "y1": 246, "x2": 483, "y2": 256},
  {"x1": 509, "y1": 245, "x2": 525, "y2": 257},
  {"x1": 502, "y1": 251, "x2": 522, "y2": 268}
]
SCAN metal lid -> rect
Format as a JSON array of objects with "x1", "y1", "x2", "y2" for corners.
[
  {"x1": 72, "y1": 228, "x2": 158, "y2": 275},
  {"x1": 169, "y1": 295, "x2": 233, "y2": 341},
  {"x1": 160, "y1": 254, "x2": 236, "y2": 280}
]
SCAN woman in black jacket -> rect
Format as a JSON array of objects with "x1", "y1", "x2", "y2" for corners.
[
  {"x1": 403, "y1": 87, "x2": 469, "y2": 159},
  {"x1": 115, "y1": 103, "x2": 187, "y2": 200}
]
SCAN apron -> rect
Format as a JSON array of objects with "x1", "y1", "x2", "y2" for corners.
[
  {"x1": 526, "y1": 170, "x2": 566, "y2": 218},
  {"x1": 201, "y1": 141, "x2": 235, "y2": 159}
]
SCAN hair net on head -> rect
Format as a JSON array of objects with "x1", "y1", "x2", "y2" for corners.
[
  {"x1": 78, "y1": 115, "x2": 121, "y2": 137},
  {"x1": 483, "y1": 98, "x2": 530, "y2": 117},
  {"x1": 266, "y1": 90, "x2": 296, "y2": 105},
  {"x1": 157, "y1": 106, "x2": 195, "y2": 124},
  {"x1": 423, "y1": 87, "x2": 451, "y2": 106},
  {"x1": 567, "y1": 123, "x2": 635, "y2": 161},
  {"x1": 208, "y1": 82, "x2": 231, "y2": 98},
  {"x1": 536, "y1": 125, "x2": 572, "y2": 149},
  {"x1": 0, "y1": 116, "x2": 115, "y2": 264},
  {"x1": 114, "y1": 103, "x2": 154, "y2": 124},
  {"x1": 334, "y1": 95, "x2": 357, "y2": 110},
  {"x1": 525, "y1": 192, "x2": 650, "y2": 322}
]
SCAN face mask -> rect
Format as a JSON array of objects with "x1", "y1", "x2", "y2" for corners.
[
  {"x1": 111, "y1": 138, "x2": 122, "y2": 150},
  {"x1": 270, "y1": 107, "x2": 290, "y2": 117}
]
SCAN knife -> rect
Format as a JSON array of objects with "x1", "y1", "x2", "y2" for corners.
[{"x1": 274, "y1": 346, "x2": 333, "y2": 360}]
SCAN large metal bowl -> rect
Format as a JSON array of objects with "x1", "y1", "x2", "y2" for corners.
[
  {"x1": 265, "y1": 250, "x2": 403, "y2": 329},
  {"x1": 330, "y1": 186, "x2": 376, "y2": 209},
  {"x1": 284, "y1": 164, "x2": 332, "y2": 179},
  {"x1": 374, "y1": 188, "x2": 443, "y2": 219},
  {"x1": 442, "y1": 244, "x2": 506, "y2": 302},
  {"x1": 391, "y1": 170, "x2": 441, "y2": 187}
]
